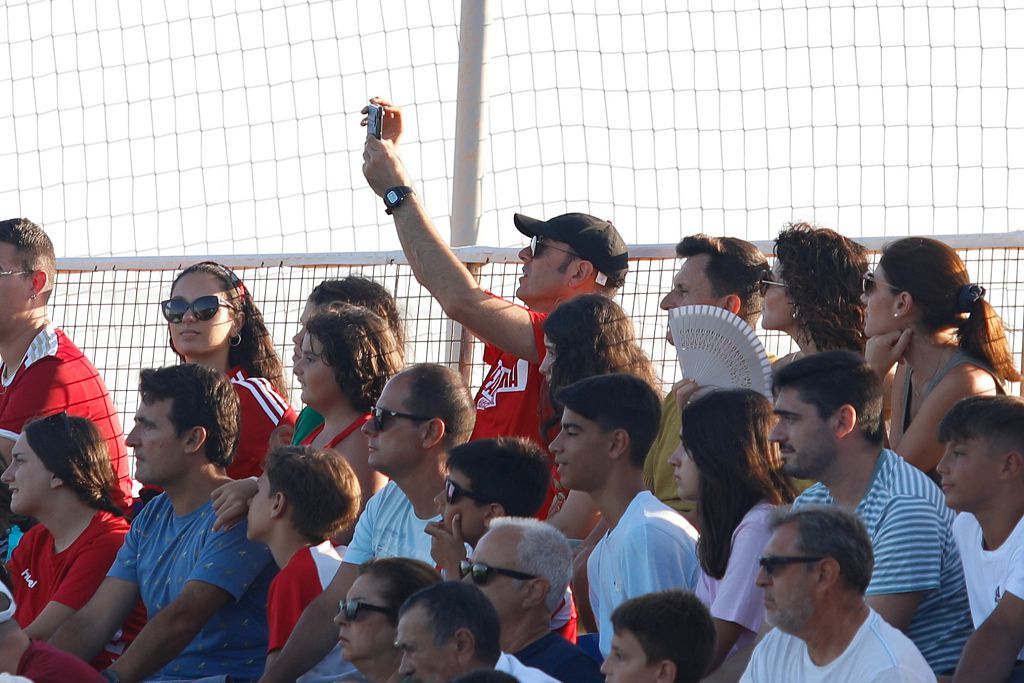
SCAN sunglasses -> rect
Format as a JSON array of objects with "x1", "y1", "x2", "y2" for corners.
[
  {"x1": 529, "y1": 235, "x2": 579, "y2": 260},
  {"x1": 862, "y1": 272, "x2": 901, "y2": 296},
  {"x1": 459, "y1": 560, "x2": 538, "y2": 586},
  {"x1": 759, "y1": 273, "x2": 787, "y2": 296},
  {"x1": 444, "y1": 477, "x2": 487, "y2": 505},
  {"x1": 338, "y1": 599, "x2": 396, "y2": 621},
  {"x1": 758, "y1": 554, "x2": 824, "y2": 576},
  {"x1": 369, "y1": 405, "x2": 433, "y2": 432},
  {"x1": 160, "y1": 295, "x2": 236, "y2": 323}
]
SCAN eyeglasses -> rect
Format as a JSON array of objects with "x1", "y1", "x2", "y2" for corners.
[
  {"x1": 459, "y1": 560, "x2": 538, "y2": 586},
  {"x1": 444, "y1": 477, "x2": 487, "y2": 505},
  {"x1": 338, "y1": 599, "x2": 396, "y2": 621},
  {"x1": 758, "y1": 555, "x2": 824, "y2": 576},
  {"x1": 759, "y1": 273, "x2": 787, "y2": 296},
  {"x1": 0, "y1": 270, "x2": 32, "y2": 278},
  {"x1": 369, "y1": 405, "x2": 434, "y2": 432},
  {"x1": 529, "y1": 235, "x2": 579, "y2": 260},
  {"x1": 160, "y1": 295, "x2": 237, "y2": 323},
  {"x1": 862, "y1": 272, "x2": 901, "y2": 296}
]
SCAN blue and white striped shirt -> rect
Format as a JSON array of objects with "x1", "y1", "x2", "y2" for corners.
[{"x1": 794, "y1": 448, "x2": 972, "y2": 673}]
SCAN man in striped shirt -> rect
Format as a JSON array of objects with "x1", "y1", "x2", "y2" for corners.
[{"x1": 769, "y1": 351, "x2": 972, "y2": 675}]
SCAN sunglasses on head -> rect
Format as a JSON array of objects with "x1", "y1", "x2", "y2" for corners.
[
  {"x1": 444, "y1": 477, "x2": 487, "y2": 505},
  {"x1": 862, "y1": 272, "x2": 901, "y2": 296},
  {"x1": 757, "y1": 554, "x2": 824, "y2": 577},
  {"x1": 369, "y1": 405, "x2": 433, "y2": 432},
  {"x1": 160, "y1": 295, "x2": 236, "y2": 323},
  {"x1": 338, "y1": 599, "x2": 396, "y2": 621},
  {"x1": 459, "y1": 560, "x2": 538, "y2": 586}
]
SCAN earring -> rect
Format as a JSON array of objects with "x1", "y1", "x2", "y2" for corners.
[
  {"x1": 893, "y1": 313, "x2": 899, "y2": 318},
  {"x1": 231, "y1": 333, "x2": 242, "y2": 347}
]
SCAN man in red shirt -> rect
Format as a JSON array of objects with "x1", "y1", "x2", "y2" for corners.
[
  {"x1": 361, "y1": 100, "x2": 628, "y2": 536},
  {"x1": 0, "y1": 219, "x2": 132, "y2": 509}
]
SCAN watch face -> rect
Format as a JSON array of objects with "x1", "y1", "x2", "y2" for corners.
[{"x1": 386, "y1": 190, "x2": 399, "y2": 203}]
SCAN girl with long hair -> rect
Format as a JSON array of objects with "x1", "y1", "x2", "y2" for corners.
[
  {"x1": 162, "y1": 261, "x2": 295, "y2": 479},
  {"x1": 669, "y1": 389, "x2": 795, "y2": 672},
  {"x1": 2, "y1": 414, "x2": 146, "y2": 669},
  {"x1": 761, "y1": 223, "x2": 868, "y2": 368},
  {"x1": 863, "y1": 237, "x2": 1019, "y2": 472}
]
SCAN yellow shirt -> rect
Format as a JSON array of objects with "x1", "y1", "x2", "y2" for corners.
[{"x1": 642, "y1": 392, "x2": 694, "y2": 512}]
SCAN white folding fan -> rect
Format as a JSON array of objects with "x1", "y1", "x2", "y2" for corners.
[{"x1": 667, "y1": 305, "x2": 773, "y2": 398}]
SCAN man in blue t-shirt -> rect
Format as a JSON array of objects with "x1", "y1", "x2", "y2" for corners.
[
  {"x1": 50, "y1": 364, "x2": 276, "y2": 682},
  {"x1": 770, "y1": 351, "x2": 972, "y2": 675}
]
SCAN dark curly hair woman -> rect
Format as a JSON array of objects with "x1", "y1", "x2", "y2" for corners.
[{"x1": 760, "y1": 223, "x2": 868, "y2": 369}]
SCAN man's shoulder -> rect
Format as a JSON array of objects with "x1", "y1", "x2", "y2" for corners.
[
  {"x1": 496, "y1": 652, "x2": 562, "y2": 683},
  {"x1": 517, "y1": 633, "x2": 600, "y2": 678},
  {"x1": 628, "y1": 491, "x2": 698, "y2": 537}
]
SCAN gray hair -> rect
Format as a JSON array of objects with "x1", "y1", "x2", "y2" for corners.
[
  {"x1": 769, "y1": 505, "x2": 874, "y2": 594},
  {"x1": 488, "y1": 517, "x2": 572, "y2": 612}
]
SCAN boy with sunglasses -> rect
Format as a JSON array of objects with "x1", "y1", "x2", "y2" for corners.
[{"x1": 246, "y1": 445, "x2": 362, "y2": 682}]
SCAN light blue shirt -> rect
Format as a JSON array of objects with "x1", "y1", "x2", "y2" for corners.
[
  {"x1": 343, "y1": 481, "x2": 439, "y2": 566},
  {"x1": 109, "y1": 494, "x2": 276, "y2": 681}
]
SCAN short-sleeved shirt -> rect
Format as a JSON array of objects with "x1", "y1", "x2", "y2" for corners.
[
  {"x1": 9, "y1": 510, "x2": 146, "y2": 669},
  {"x1": 228, "y1": 366, "x2": 297, "y2": 480},
  {"x1": 794, "y1": 449, "x2": 973, "y2": 673},
  {"x1": 17, "y1": 639, "x2": 105, "y2": 683},
  {"x1": 495, "y1": 652, "x2": 561, "y2": 683},
  {"x1": 0, "y1": 326, "x2": 133, "y2": 507},
  {"x1": 342, "y1": 481, "x2": 439, "y2": 567},
  {"x1": 514, "y1": 632, "x2": 603, "y2": 683},
  {"x1": 108, "y1": 494, "x2": 276, "y2": 681},
  {"x1": 741, "y1": 608, "x2": 936, "y2": 683},
  {"x1": 588, "y1": 491, "x2": 700, "y2": 656},
  {"x1": 952, "y1": 510, "x2": 1024, "y2": 660},
  {"x1": 696, "y1": 502, "x2": 774, "y2": 657},
  {"x1": 267, "y1": 541, "x2": 358, "y2": 682}
]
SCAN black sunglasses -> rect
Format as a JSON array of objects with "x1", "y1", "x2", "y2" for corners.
[
  {"x1": 862, "y1": 272, "x2": 901, "y2": 296},
  {"x1": 369, "y1": 405, "x2": 433, "y2": 432},
  {"x1": 160, "y1": 295, "x2": 236, "y2": 323},
  {"x1": 758, "y1": 555, "x2": 824, "y2": 576},
  {"x1": 529, "y1": 235, "x2": 578, "y2": 260},
  {"x1": 338, "y1": 599, "x2": 396, "y2": 621},
  {"x1": 444, "y1": 477, "x2": 487, "y2": 505},
  {"x1": 459, "y1": 560, "x2": 538, "y2": 586}
]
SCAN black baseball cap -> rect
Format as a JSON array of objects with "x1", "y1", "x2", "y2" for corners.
[{"x1": 513, "y1": 212, "x2": 629, "y2": 284}]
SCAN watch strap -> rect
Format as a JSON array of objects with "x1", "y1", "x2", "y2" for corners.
[{"x1": 383, "y1": 186, "x2": 415, "y2": 215}]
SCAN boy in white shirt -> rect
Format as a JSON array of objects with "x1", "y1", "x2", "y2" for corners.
[{"x1": 937, "y1": 395, "x2": 1024, "y2": 683}]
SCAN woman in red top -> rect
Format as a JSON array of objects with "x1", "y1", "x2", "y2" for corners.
[
  {"x1": 163, "y1": 261, "x2": 296, "y2": 480},
  {"x1": 294, "y1": 304, "x2": 403, "y2": 517},
  {"x1": 2, "y1": 413, "x2": 146, "y2": 670}
]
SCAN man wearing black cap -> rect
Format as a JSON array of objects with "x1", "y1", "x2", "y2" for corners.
[{"x1": 359, "y1": 99, "x2": 628, "y2": 533}]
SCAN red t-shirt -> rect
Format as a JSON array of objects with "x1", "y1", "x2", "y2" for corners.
[
  {"x1": 8, "y1": 510, "x2": 147, "y2": 670},
  {"x1": 0, "y1": 327, "x2": 132, "y2": 509},
  {"x1": 18, "y1": 639, "x2": 105, "y2": 682},
  {"x1": 227, "y1": 366, "x2": 297, "y2": 480},
  {"x1": 267, "y1": 542, "x2": 343, "y2": 652}
]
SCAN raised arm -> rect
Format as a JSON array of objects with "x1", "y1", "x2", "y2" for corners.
[
  {"x1": 49, "y1": 576, "x2": 139, "y2": 663},
  {"x1": 361, "y1": 113, "x2": 541, "y2": 363}
]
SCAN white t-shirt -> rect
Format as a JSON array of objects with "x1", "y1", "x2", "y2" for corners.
[
  {"x1": 342, "y1": 481, "x2": 440, "y2": 566},
  {"x1": 741, "y1": 608, "x2": 936, "y2": 683},
  {"x1": 588, "y1": 491, "x2": 700, "y2": 655},
  {"x1": 952, "y1": 510, "x2": 1024, "y2": 660},
  {"x1": 495, "y1": 652, "x2": 561, "y2": 682}
]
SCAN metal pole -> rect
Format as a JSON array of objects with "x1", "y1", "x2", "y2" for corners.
[{"x1": 450, "y1": 0, "x2": 488, "y2": 247}]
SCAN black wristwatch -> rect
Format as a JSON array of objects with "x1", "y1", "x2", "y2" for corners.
[
  {"x1": 100, "y1": 670, "x2": 121, "y2": 683},
  {"x1": 383, "y1": 186, "x2": 415, "y2": 215}
]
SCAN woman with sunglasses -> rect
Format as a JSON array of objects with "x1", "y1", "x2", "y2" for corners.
[
  {"x1": 667, "y1": 389, "x2": 795, "y2": 674},
  {"x1": 3, "y1": 414, "x2": 146, "y2": 670},
  {"x1": 863, "y1": 237, "x2": 1019, "y2": 473},
  {"x1": 294, "y1": 305, "x2": 403, "y2": 518},
  {"x1": 334, "y1": 557, "x2": 442, "y2": 682},
  {"x1": 760, "y1": 223, "x2": 868, "y2": 369},
  {"x1": 162, "y1": 261, "x2": 296, "y2": 480}
]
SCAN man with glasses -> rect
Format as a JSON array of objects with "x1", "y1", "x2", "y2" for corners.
[
  {"x1": 466, "y1": 518, "x2": 602, "y2": 683},
  {"x1": 741, "y1": 506, "x2": 934, "y2": 682},
  {"x1": 0, "y1": 218, "x2": 132, "y2": 509},
  {"x1": 260, "y1": 363, "x2": 476, "y2": 683},
  {"x1": 771, "y1": 351, "x2": 972, "y2": 676}
]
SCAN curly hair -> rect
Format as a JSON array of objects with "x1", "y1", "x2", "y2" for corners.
[
  {"x1": 308, "y1": 277, "x2": 406, "y2": 362},
  {"x1": 542, "y1": 294, "x2": 658, "y2": 434},
  {"x1": 168, "y1": 261, "x2": 288, "y2": 397},
  {"x1": 303, "y1": 304, "x2": 403, "y2": 413},
  {"x1": 880, "y1": 237, "x2": 1020, "y2": 383},
  {"x1": 23, "y1": 414, "x2": 124, "y2": 518},
  {"x1": 773, "y1": 223, "x2": 868, "y2": 353}
]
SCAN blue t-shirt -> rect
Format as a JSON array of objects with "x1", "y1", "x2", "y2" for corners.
[
  {"x1": 342, "y1": 481, "x2": 439, "y2": 566},
  {"x1": 514, "y1": 632, "x2": 603, "y2": 683},
  {"x1": 108, "y1": 494, "x2": 276, "y2": 681},
  {"x1": 794, "y1": 448, "x2": 972, "y2": 673}
]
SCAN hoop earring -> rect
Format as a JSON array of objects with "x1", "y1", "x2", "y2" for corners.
[{"x1": 231, "y1": 333, "x2": 242, "y2": 347}]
